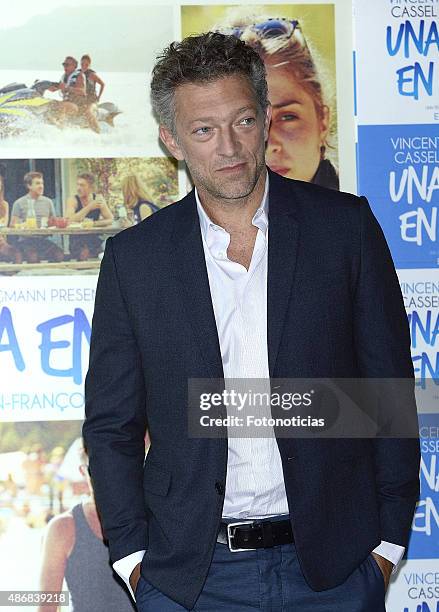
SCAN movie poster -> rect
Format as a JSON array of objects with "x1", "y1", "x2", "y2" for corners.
[
  {"x1": 181, "y1": 0, "x2": 357, "y2": 193},
  {"x1": 0, "y1": 0, "x2": 175, "y2": 159},
  {"x1": 0, "y1": 420, "x2": 148, "y2": 610},
  {"x1": 0, "y1": 156, "x2": 178, "y2": 276},
  {"x1": 0, "y1": 2, "x2": 178, "y2": 608},
  {"x1": 2, "y1": 0, "x2": 430, "y2": 610},
  {"x1": 355, "y1": 1, "x2": 439, "y2": 609},
  {"x1": 354, "y1": 0, "x2": 439, "y2": 269}
]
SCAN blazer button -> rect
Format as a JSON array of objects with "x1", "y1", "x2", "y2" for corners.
[{"x1": 215, "y1": 481, "x2": 225, "y2": 495}]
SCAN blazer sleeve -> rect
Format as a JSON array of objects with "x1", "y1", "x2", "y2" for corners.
[
  {"x1": 353, "y1": 196, "x2": 421, "y2": 548},
  {"x1": 82, "y1": 236, "x2": 149, "y2": 563}
]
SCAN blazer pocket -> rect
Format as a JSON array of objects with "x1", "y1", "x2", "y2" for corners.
[{"x1": 143, "y1": 462, "x2": 171, "y2": 496}]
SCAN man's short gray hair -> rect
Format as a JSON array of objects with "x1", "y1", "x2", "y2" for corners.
[{"x1": 150, "y1": 32, "x2": 269, "y2": 135}]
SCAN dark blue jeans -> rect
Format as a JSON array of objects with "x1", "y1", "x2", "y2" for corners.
[{"x1": 135, "y1": 516, "x2": 386, "y2": 611}]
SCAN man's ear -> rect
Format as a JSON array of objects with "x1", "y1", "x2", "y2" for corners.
[{"x1": 159, "y1": 125, "x2": 185, "y2": 161}]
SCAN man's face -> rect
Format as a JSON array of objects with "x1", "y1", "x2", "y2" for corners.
[
  {"x1": 62, "y1": 59, "x2": 76, "y2": 75},
  {"x1": 160, "y1": 75, "x2": 271, "y2": 202},
  {"x1": 29, "y1": 178, "x2": 44, "y2": 196},
  {"x1": 77, "y1": 178, "x2": 92, "y2": 198}
]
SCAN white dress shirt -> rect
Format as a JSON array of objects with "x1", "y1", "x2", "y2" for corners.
[{"x1": 113, "y1": 173, "x2": 404, "y2": 601}]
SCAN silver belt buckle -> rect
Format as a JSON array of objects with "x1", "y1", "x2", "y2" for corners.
[{"x1": 226, "y1": 520, "x2": 258, "y2": 552}]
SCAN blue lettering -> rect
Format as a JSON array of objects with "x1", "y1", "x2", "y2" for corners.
[
  {"x1": 387, "y1": 20, "x2": 439, "y2": 58},
  {"x1": 36, "y1": 308, "x2": 91, "y2": 384},
  {"x1": 408, "y1": 311, "x2": 439, "y2": 349},
  {"x1": 0, "y1": 306, "x2": 25, "y2": 371},
  {"x1": 397, "y1": 62, "x2": 434, "y2": 99}
]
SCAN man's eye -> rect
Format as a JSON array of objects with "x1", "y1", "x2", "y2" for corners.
[
  {"x1": 239, "y1": 117, "x2": 256, "y2": 126},
  {"x1": 193, "y1": 127, "x2": 211, "y2": 135}
]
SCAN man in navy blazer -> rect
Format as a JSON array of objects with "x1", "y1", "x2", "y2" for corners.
[{"x1": 82, "y1": 33, "x2": 420, "y2": 611}]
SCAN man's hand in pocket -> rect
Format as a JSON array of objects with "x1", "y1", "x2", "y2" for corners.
[
  {"x1": 371, "y1": 552, "x2": 394, "y2": 592},
  {"x1": 129, "y1": 562, "x2": 142, "y2": 594}
]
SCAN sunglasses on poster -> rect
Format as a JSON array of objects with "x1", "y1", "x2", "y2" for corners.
[{"x1": 217, "y1": 18, "x2": 300, "y2": 41}]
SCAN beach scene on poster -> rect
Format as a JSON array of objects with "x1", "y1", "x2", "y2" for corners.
[
  {"x1": 0, "y1": 421, "x2": 139, "y2": 611},
  {"x1": 0, "y1": 1, "x2": 174, "y2": 158}
]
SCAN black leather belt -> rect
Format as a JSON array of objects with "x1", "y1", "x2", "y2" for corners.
[{"x1": 217, "y1": 518, "x2": 294, "y2": 552}]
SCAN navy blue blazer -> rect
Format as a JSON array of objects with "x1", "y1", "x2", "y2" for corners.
[{"x1": 82, "y1": 169, "x2": 420, "y2": 609}]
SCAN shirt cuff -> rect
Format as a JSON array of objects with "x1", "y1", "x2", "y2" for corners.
[
  {"x1": 372, "y1": 541, "x2": 405, "y2": 575},
  {"x1": 113, "y1": 550, "x2": 146, "y2": 602}
]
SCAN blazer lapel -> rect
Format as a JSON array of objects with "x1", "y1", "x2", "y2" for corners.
[
  {"x1": 170, "y1": 190, "x2": 224, "y2": 381},
  {"x1": 267, "y1": 170, "x2": 300, "y2": 378}
]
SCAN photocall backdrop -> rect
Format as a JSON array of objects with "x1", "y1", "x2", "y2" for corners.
[
  {"x1": 354, "y1": 1, "x2": 439, "y2": 609},
  {"x1": 0, "y1": 1, "x2": 436, "y2": 610}
]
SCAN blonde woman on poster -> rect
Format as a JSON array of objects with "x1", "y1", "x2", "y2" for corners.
[
  {"x1": 182, "y1": 6, "x2": 339, "y2": 190},
  {"x1": 217, "y1": 17, "x2": 338, "y2": 189},
  {"x1": 121, "y1": 175, "x2": 160, "y2": 225}
]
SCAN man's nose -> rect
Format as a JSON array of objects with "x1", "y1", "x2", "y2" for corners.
[{"x1": 217, "y1": 126, "x2": 240, "y2": 157}]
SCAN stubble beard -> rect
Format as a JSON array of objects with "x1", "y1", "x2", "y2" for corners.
[{"x1": 185, "y1": 147, "x2": 266, "y2": 203}]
